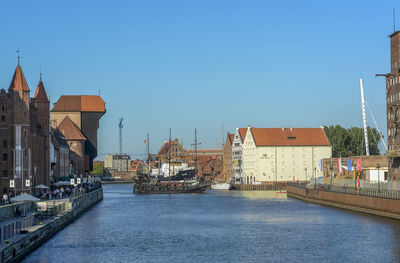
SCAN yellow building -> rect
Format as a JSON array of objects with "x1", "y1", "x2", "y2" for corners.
[{"x1": 242, "y1": 126, "x2": 332, "y2": 184}]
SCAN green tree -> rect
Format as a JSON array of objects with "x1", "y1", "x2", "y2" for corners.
[
  {"x1": 323, "y1": 125, "x2": 382, "y2": 157},
  {"x1": 92, "y1": 162, "x2": 104, "y2": 176}
]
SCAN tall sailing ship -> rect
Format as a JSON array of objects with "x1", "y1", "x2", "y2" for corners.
[{"x1": 133, "y1": 129, "x2": 211, "y2": 194}]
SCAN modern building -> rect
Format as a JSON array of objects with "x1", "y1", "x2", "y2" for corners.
[
  {"x1": 232, "y1": 128, "x2": 247, "y2": 184},
  {"x1": 0, "y1": 63, "x2": 50, "y2": 195},
  {"x1": 242, "y1": 126, "x2": 331, "y2": 184},
  {"x1": 51, "y1": 95, "x2": 105, "y2": 172},
  {"x1": 385, "y1": 30, "x2": 400, "y2": 180},
  {"x1": 104, "y1": 154, "x2": 131, "y2": 172}
]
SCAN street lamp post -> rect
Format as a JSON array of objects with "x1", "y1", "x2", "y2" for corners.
[
  {"x1": 314, "y1": 167, "x2": 317, "y2": 189},
  {"x1": 304, "y1": 167, "x2": 307, "y2": 183},
  {"x1": 377, "y1": 163, "x2": 381, "y2": 193}
]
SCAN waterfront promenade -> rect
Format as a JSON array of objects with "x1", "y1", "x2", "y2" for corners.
[
  {"x1": 22, "y1": 184, "x2": 400, "y2": 262},
  {"x1": 0, "y1": 188, "x2": 103, "y2": 263}
]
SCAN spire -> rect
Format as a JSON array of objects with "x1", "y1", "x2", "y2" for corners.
[
  {"x1": 34, "y1": 77, "x2": 49, "y2": 103},
  {"x1": 17, "y1": 48, "x2": 20, "y2": 65},
  {"x1": 8, "y1": 64, "x2": 30, "y2": 92}
]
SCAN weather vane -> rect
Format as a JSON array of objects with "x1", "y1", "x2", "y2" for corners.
[{"x1": 16, "y1": 48, "x2": 20, "y2": 65}]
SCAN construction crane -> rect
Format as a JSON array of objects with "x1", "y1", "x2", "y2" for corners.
[{"x1": 119, "y1": 117, "x2": 123, "y2": 155}]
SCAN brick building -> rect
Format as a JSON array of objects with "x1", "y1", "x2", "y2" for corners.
[
  {"x1": 51, "y1": 95, "x2": 105, "y2": 172},
  {"x1": 155, "y1": 139, "x2": 185, "y2": 164},
  {"x1": 221, "y1": 133, "x2": 234, "y2": 181},
  {"x1": 0, "y1": 63, "x2": 50, "y2": 195},
  {"x1": 385, "y1": 31, "x2": 400, "y2": 180}
]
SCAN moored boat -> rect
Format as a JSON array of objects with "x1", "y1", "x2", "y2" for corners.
[
  {"x1": 211, "y1": 182, "x2": 231, "y2": 190},
  {"x1": 134, "y1": 177, "x2": 210, "y2": 194}
]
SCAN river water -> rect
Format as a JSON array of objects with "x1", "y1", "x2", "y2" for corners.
[{"x1": 23, "y1": 184, "x2": 400, "y2": 262}]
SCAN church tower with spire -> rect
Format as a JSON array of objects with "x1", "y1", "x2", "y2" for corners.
[
  {"x1": 8, "y1": 62, "x2": 32, "y2": 192},
  {"x1": 0, "y1": 57, "x2": 51, "y2": 195},
  {"x1": 33, "y1": 73, "x2": 50, "y2": 186}
]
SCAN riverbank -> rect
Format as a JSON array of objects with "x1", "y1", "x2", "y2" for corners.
[
  {"x1": 232, "y1": 183, "x2": 286, "y2": 191},
  {"x1": 101, "y1": 180, "x2": 133, "y2": 184},
  {"x1": 1, "y1": 188, "x2": 103, "y2": 263},
  {"x1": 287, "y1": 183, "x2": 400, "y2": 220}
]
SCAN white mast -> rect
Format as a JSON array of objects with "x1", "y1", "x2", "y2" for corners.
[{"x1": 360, "y1": 78, "x2": 370, "y2": 156}]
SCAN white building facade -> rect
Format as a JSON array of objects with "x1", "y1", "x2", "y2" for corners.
[
  {"x1": 242, "y1": 127, "x2": 332, "y2": 184},
  {"x1": 232, "y1": 128, "x2": 247, "y2": 184}
]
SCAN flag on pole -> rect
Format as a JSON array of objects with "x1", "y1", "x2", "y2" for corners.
[
  {"x1": 144, "y1": 139, "x2": 146, "y2": 144},
  {"x1": 356, "y1": 158, "x2": 362, "y2": 172},
  {"x1": 337, "y1": 159, "x2": 342, "y2": 173},
  {"x1": 317, "y1": 160, "x2": 323, "y2": 172},
  {"x1": 347, "y1": 159, "x2": 352, "y2": 172}
]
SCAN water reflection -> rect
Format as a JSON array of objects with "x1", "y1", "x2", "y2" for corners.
[{"x1": 22, "y1": 184, "x2": 400, "y2": 263}]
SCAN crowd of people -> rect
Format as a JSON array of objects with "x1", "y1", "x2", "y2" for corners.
[
  {"x1": 0, "y1": 180, "x2": 102, "y2": 205},
  {"x1": 37, "y1": 181, "x2": 102, "y2": 200}
]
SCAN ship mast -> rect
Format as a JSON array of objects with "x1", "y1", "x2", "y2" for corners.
[
  {"x1": 360, "y1": 78, "x2": 370, "y2": 156},
  {"x1": 222, "y1": 124, "x2": 225, "y2": 181},
  {"x1": 168, "y1": 128, "x2": 171, "y2": 182},
  {"x1": 192, "y1": 128, "x2": 201, "y2": 177},
  {"x1": 147, "y1": 133, "x2": 150, "y2": 177}
]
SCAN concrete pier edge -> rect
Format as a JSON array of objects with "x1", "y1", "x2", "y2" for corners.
[
  {"x1": 3, "y1": 188, "x2": 103, "y2": 263},
  {"x1": 287, "y1": 186, "x2": 400, "y2": 221}
]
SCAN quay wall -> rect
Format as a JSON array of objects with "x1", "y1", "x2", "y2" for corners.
[
  {"x1": 232, "y1": 183, "x2": 286, "y2": 191},
  {"x1": 287, "y1": 185, "x2": 400, "y2": 220},
  {"x1": 2, "y1": 188, "x2": 103, "y2": 263}
]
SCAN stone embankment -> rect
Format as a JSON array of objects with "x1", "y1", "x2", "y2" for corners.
[
  {"x1": 232, "y1": 183, "x2": 286, "y2": 191},
  {"x1": 0, "y1": 188, "x2": 103, "y2": 263},
  {"x1": 287, "y1": 184, "x2": 400, "y2": 220}
]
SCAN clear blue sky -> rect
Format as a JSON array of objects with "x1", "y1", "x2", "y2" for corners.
[{"x1": 0, "y1": 0, "x2": 395, "y2": 159}]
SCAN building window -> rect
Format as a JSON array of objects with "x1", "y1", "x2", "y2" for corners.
[
  {"x1": 1, "y1": 105, "x2": 4, "y2": 111},
  {"x1": 2, "y1": 170, "x2": 7, "y2": 178},
  {"x1": 2, "y1": 140, "x2": 6, "y2": 148},
  {"x1": 3, "y1": 153, "x2": 7, "y2": 161},
  {"x1": 24, "y1": 130, "x2": 27, "y2": 138},
  {"x1": 0, "y1": 116, "x2": 5, "y2": 122},
  {"x1": 24, "y1": 111, "x2": 27, "y2": 120}
]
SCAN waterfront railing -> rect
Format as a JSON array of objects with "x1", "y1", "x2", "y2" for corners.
[{"x1": 287, "y1": 182, "x2": 400, "y2": 200}]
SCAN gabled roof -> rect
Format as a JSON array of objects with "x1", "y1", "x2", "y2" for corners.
[
  {"x1": 8, "y1": 65, "x2": 30, "y2": 92},
  {"x1": 157, "y1": 139, "x2": 180, "y2": 155},
  {"x1": 52, "y1": 95, "x2": 105, "y2": 112},
  {"x1": 250, "y1": 127, "x2": 331, "y2": 146},
  {"x1": 34, "y1": 79, "x2": 49, "y2": 103},
  {"x1": 227, "y1": 133, "x2": 234, "y2": 144},
  {"x1": 238, "y1": 128, "x2": 247, "y2": 143},
  {"x1": 57, "y1": 116, "x2": 87, "y2": 141}
]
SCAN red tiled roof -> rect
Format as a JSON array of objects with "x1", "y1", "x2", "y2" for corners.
[
  {"x1": 157, "y1": 139, "x2": 180, "y2": 155},
  {"x1": 238, "y1": 128, "x2": 247, "y2": 143},
  {"x1": 57, "y1": 116, "x2": 87, "y2": 141},
  {"x1": 9, "y1": 65, "x2": 30, "y2": 92},
  {"x1": 228, "y1": 133, "x2": 234, "y2": 144},
  {"x1": 250, "y1": 128, "x2": 331, "y2": 146},
  {"x1": 34, "y1": 80, "x2": 49, "y2": 103},
  {"x1": 52, "y1": 95, "x2": 105, "y2": 112}
]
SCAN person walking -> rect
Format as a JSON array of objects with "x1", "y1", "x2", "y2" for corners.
[{"x1": 2, "y1": 193, "x2": 7, "y2": 205}]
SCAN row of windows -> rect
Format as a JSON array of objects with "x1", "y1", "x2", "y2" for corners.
[
  {"x1": 388, "y1": 128, "x2": 397, "y2": 137},
  {"x1": 389, "y1": 92, "x2": 400, "y2": 103},
  {"x1": 390, "y1": 76, "x2": 400, "y2": 86},
  {"x1": 389, "y1": 145, "x2": 397, "y2": 151}
]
